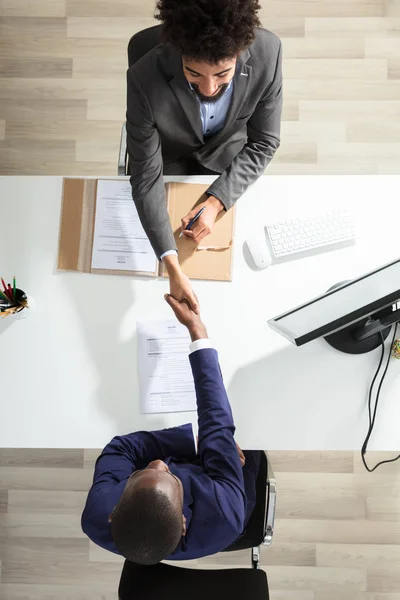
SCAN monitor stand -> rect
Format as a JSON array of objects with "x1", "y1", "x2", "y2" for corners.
[{"x1": 323, "y1": 281, "x2": 392, "y2": 354}]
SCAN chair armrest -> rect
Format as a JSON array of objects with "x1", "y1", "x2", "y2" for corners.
[
  {"x1": 118, "y1": 122, "x2": 127, "y2": 176},
  {"x1": 263, "y1": 478, "x2": 276, "y2": 546}
]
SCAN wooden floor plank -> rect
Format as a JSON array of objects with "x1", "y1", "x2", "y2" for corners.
[
  {"x1": 0, "y1": 537, "x2": 89, "y2": 562},
  {"x1": 0, "y1": 58, "x2": 72, "y2": 79},
  {"x1": 0, "y1": 2, "x2": 66, "y2": 18},
  {"x1": 0, "y1": 466, "x2": 92, "y2": 492},
  {"x1": 0, "y1": 584, "x2": 118, "y2": 600},
  {"x1": 7, "y1": 490, "x2": 87, "y2": 515}
]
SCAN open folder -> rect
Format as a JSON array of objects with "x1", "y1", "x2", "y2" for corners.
[{"x1": 58, "y1": 178, "x2": 235, "y2": 282}]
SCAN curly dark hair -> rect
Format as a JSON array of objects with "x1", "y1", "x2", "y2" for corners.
[
  {"x1": 154, "y1": 0, "x2": 262, "y2": 63},
  {"x1": 111, "y1": 487, "x2": 182, "y2": 565}
]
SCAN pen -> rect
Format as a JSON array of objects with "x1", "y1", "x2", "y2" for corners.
[{"x1": 179, "y1": 206, "x2": 206, "y2": 238}]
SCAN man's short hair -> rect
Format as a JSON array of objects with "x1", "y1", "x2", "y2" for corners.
[
  {"x1": 111, "y1": 487, "x2": 183, "y2": 565},
  {"x1": 155, "y1": 0, "x2": 262, "y2": 64}
]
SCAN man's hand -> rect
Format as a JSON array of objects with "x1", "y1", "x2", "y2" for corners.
[
  {"x1": 181, "y1": 196, "x2": 224, "y2": 244},
  {"x1": 164, "y1": 293, "x2": 207, "y2": 342},
  {"x1": 235, "y1": 443, "x2": 246, "y2": 468},
  {"x1": 169, "y1": 271, "x2": 200, "y2": 314},
  {"x1": 162, "y1": 254, "x2": 199, "y2": 314},
  {"x1": 196, "y1": 437, "x2": 246, "y2": 467}
]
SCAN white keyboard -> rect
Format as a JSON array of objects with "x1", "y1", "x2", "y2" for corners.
[{"x1": 266, "y1": 208, "x2": 356, "y2": 258}]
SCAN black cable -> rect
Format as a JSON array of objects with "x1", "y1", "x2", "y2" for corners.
[
  {"x1": 367, "y1": 333, "x2": 385, "y2": 429},
  {"x1": 361, "y1": 321, "x2": 399, "y2": 472}
]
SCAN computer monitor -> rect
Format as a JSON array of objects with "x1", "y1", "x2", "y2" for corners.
[{"x1": 268, "y1": 257, "x2": 400, "y2": 354}]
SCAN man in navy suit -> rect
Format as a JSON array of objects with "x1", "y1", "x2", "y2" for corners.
[{"x1": 81, "y1": 294, "x2": 261, "y2": 565}]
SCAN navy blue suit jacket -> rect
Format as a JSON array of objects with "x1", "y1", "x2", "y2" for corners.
[{"x1": 81, "y1": 348, "x2": 260, "y2": 560}]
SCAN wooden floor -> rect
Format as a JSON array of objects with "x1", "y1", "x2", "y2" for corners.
[
  {"x1": 0, "y1": 0, "x2": 399, "y2": 174},
  {"x1": 1, "y1": 449, "x2": 400, "y2": 599}
]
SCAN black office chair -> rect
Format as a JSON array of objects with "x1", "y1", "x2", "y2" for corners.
[
  {"x1": 118, "y1": 26, "x2": 163, "y2": 176},
  {"x1": 118, "y1": 451, "x2": 277, "y2": 600}
]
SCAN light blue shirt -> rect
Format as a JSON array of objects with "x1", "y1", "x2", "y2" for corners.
[{"x1": 189, "y1": 78, "x2": 234, "y2": 136}]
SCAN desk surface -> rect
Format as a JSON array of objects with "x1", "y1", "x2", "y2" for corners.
[{"x1": 1, "y1": 175, "x2": 399, "y2": 450}]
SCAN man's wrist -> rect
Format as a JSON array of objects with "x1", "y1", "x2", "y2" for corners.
[
  {"x1": 207, "y1": 195, "x2": 225, "y2": 214},
  {"x1": 162, "y1": 253, "x2": 181, "y2": 276},
  {"x1": 189, "y1": 324, "x2": 208, "y2": 342}
]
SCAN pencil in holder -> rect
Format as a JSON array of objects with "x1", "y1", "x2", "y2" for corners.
[{"x1": 0, "y1": 288, "x2": 34, "y2": 320}]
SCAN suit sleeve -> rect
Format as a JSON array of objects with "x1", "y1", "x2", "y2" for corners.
[
  {"x1": 206, "y1": 41, "x2": 282, "y2": 209},
  {"x1": 126, "y1": 68, "x2": 176, "y2": 258},
  {"x1": 89, "y1": 424, "x2": 197, "y2": 488},
  {"x1": 189, "y1": 348, "x2": 246, "y2": 534}
]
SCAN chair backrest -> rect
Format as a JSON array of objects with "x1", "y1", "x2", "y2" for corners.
[
  {"x1": 118, "y1": 561, "x2": 269, "y2": 600},
  {"x1": 127, "y1": 25, "x2": 163, "y2": 67},
  {"x1": 222, "y1": 450, "x2": 268, "y2": 552}
]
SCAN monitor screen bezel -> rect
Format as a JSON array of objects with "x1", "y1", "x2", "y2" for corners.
[{"x1": 267, "y1": 257, "x2": 400, "y2": 346}]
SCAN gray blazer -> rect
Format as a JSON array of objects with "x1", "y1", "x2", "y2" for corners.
[{"x1": 126, "y1": 26, "x2": 282, "y2": 258}]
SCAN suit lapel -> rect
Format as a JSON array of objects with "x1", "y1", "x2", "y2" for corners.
[
  {"x1": 209, "y1": 48, "x2": 252, "y2": 146},
  {"x1": 166, "y1": 47, "x2": 204, "y2": 143},
  {"x1": 169, "y1": 76, "x2": 204, "y2": 143}
]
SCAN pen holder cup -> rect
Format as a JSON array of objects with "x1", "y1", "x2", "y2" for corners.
[{"x1": 0, "y1": 288, "x2": 35, "y2": 320}]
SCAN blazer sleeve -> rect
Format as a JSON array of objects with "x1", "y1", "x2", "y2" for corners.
[
  {"x1": 126, "y1": 68, "x2": 177, "y2": 258},
  {"x1": 89, "y1": 423, "x2": 197, "y2": 488},
  {"x1": 189, "y1": 348, "x2": 246, "y2": 534},
  {"x1": 206, "y1": 41, "x2": 282, "y2": 210}
]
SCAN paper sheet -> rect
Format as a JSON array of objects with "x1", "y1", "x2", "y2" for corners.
[
  {"x1": 137, "y1": 319, "x2": 197, "y2": 414},
  {"x1": 91, "y1": 180, "x2": 158, "y2": 273}
]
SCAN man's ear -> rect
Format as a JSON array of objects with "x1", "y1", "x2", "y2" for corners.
[{"x1": 182, "y1": 514, "x2": 187, "y2": 536}]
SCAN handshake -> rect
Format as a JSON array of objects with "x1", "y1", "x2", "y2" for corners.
[{"x1": 164, "y1": 292, "x2": 208, "y2": 343}]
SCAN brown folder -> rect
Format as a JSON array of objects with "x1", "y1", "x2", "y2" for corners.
[{"x1": 58, "y1": 178, "x2": 235, "y2": 282}]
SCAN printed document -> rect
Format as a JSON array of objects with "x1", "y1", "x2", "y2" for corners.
[
  {"x1": 137, "y1": 320, "x2": 197, "y2": 414},
  {"x1": 91, "y1": 179, "x2": 157, "y2": 272}
]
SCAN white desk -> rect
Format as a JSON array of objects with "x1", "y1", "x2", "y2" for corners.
[{"x1": 1, "y1": 175, "x2": 399, "y2": 451}]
